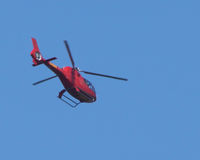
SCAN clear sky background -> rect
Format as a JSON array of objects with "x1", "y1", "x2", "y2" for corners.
[{"x1": 0, "y1": 0, "x2": 200, "y2": 160}]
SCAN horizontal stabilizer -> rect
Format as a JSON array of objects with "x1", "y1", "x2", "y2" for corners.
[{"x1": 32, "y1": 57, "x2": 57, "y2": 66}]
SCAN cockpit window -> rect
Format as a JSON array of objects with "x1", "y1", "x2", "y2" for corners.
[{"x1": 84, "y1": 79, "x2": 96, "y2": 93}]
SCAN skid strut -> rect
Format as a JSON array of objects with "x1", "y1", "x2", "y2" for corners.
[{"x1": 58, "y1": 89, "x2": 80, "y2": 108}]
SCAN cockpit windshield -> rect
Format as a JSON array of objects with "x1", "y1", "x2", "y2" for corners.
[{"x1": 84, "y1": 78, "x2": 96, "y2": 93}]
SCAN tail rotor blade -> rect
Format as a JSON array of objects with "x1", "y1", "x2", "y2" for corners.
[
  {"x1": 33, "y1": 75, "x2": 58, "y2": 85},
  {"x1": 64, "y1": 40, "x2": 75, "y2": 68},
  {"x1": 80, "y1": 71, "x2": 128, "y2": 81}
]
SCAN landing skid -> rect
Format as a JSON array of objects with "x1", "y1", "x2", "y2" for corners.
[{"x1": 58, "y1": 89, "x2": 80, "y2": 108}]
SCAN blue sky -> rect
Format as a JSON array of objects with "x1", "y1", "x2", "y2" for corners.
[{"x1": 0, "y1": 0, "x2": 200, "y2": 159}]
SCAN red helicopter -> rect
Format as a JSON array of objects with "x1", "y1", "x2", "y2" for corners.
[{"x1": 31, "y1": 38, "x2": 128, "y2": 107}]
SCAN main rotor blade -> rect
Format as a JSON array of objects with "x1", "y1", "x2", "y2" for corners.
[
  {"x1": 80, "y1": 71, "x2": 128, "y2": 81},
  {"x1": 64, "y1": 40, "x2": 75, "y2": 68},
  {"x1": 33, "y1": 75, "x2": 58, "y2": 85}
]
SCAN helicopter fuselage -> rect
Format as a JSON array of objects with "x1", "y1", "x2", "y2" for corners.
[{"x1": 44, "y1": 61, "x2": 96, "y2": 103}]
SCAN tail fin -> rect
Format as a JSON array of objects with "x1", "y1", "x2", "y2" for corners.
[
  {"x1": 30, "y1": 38, "x2": 57, "y2": 66},
  {"x1": 30, "y1": 38, "x2": 44, "y2": 66}
]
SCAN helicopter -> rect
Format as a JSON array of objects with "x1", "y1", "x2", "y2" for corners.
[{"x1": 30, "y1": 38, "x2": 128, "y2": 107}]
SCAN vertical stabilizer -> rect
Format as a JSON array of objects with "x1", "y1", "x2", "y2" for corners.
[{"x1": 30, "y1": 38, "x2": 44, "y2": 66}]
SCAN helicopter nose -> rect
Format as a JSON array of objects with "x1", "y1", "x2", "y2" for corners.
[{"x1": 92, "y1": 96, "x2": 96, "y2": 102}]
